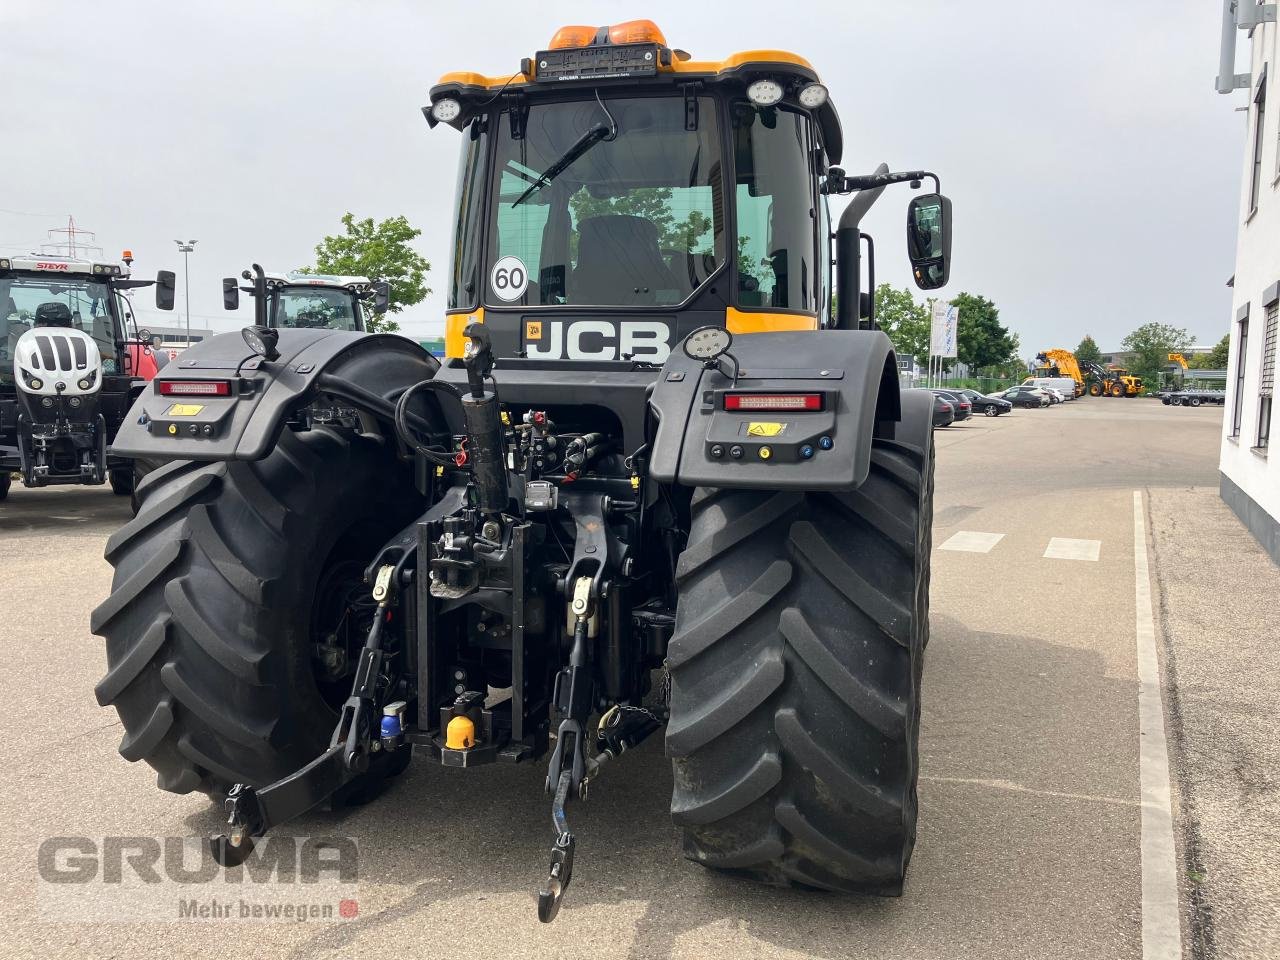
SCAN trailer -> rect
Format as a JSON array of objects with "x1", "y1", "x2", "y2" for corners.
[{"x1": 1160, "y1": 389, "x2": 1226, "y2": 407}]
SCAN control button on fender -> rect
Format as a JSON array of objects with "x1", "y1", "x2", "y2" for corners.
[
  {"x1": 799, "y1": 444, "x2": 814, "y2": 459},
  {"x1": 729, "y1": 445, "x2": 744, "y2": 459},
  {"x1": 709, "y1": 444, "x2": 724, "y2": 458},
  {"x1": 758, "y1": 446, "x2": 772, "y2": 460},
  {"x1": 818, "y1": 435, "x2": 834, "y2": 450}
]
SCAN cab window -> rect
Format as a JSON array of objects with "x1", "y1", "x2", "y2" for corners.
[
  {"x1": 732, "y1": 103, "x2": 816, "y2": 312},
  {"x1": 486, "y1": 95, "x2": 723, "y2": 307}
]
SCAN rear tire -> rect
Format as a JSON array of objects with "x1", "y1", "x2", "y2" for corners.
[
  {"x1": 1189, "y1": 396, "x2": 1201, "y2": 407},
  {"x1": 91, "y1": 426, "x2": 420, "y2": 797},
  {"x1": 109, "y1": 467, "x2": 133, "y2": 497},
  {"x1": 0, "y1": 473, "x2": 9, "y2": 501},
  {"x1": 667, "y1": 423, "x2": 932, "y2": 895}
]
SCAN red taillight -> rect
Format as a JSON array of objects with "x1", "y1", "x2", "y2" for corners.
[
  {"x1": 723, "y1": 393, "x2": 823, "y2": 412},
  {"x1": 157, "y1": 380, "x2": 231, "y2": 397}
]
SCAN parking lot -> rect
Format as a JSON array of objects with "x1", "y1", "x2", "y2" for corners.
[{"x1": 2, "y1": 399, "x2": 1274, "y2": 959}]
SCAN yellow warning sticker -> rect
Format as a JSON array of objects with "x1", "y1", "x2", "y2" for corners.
[
  {"x1": 525, "y1": 321, "x2": 543, "y2": 341},
  {"x1": 165, "y1": 403, "x2": 205, "y2": 417},
  {"x1": 747, "y1": 422, "x2": 786, "y2": 437}
]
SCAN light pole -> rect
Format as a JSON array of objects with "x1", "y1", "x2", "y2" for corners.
[{"x1": 174, "y1": 239, "x2": 197, "y2": 346}]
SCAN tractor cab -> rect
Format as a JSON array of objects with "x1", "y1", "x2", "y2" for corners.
[
  {"x1": 0, "y1": 252, "x2": 174, "y2": 493},
  {"x1": 426, "y1": 19, "x2": 951, "y2": 364},
  {"x1": 222, "y1": 267, "x2": 391, "y2": 332}
]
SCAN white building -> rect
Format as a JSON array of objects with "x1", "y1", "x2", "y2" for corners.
[{"x1": 1218, "y1": 1, "x2": 1280, "y2": 563}]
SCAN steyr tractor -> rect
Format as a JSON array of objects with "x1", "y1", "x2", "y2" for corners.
[
  {"x1": 222, "y1": 266, "x2": 391, "y2": 332},
  {"x1": 1, "y1": 252, "x2": 175, "y2": 499},
  {"x1": 93, "y1": 20, "x2": 951, "y2": 921}
]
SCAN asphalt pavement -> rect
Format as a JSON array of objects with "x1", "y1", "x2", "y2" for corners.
[{"x1": 0, "y1": 397, "x2": 1269, "y2": 959}]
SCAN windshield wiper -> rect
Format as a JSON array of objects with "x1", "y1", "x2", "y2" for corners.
[{"x1": 511, "y1": 123, "x2": 612, "y2": 208}]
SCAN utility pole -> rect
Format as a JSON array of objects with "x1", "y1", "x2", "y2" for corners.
[{"x1": 175, "y1": 240, "x2": 197, "y2": 346}]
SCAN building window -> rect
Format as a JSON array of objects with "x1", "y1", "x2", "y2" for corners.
[
  {"x1": 1233, "y1": 310, "x2": 1249, "y2": 438},
  {"x1": 1258, "y1": 301, "x2": 1277, "y2": 451},
  {"x1": 1250, "y1": 76, "x2": 1267, "y2": 215}
]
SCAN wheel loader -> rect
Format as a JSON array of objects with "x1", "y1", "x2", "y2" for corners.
[{"x1": 92, "y1": 20, "x2": 950, "y2": 921}]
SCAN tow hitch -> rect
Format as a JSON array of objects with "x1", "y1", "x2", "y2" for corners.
[{"x1": 537, "y1": 574, "x2": 663, "y2": 922}]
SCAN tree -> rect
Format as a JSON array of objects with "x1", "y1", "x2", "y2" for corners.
[
  {"x1": 1120, "y1": 322, "x2": 1193, "y2": 384},
  {"x1": 1190, "y1": 334, "x2": 1230, "y2": 369},
  {"x1": 1075, "y1": 335, "x2": 1102, "y2": 366},
  {"x1": 872, "y1": 284, "x2": 930, "y2": 360},
  {"x1": 950, "y1": 292, "x2": 1018, "y2": 372},
  {"x1": 301, "y1": 213, "x2": 430, "y2": 333}
]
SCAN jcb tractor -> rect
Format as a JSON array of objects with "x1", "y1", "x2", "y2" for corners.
[
  {"x1": 222, "y1": 266, "x2": 391, "y2": 332},
  {"x1": 1, "y1": 252, "x2": 175, "y2": 499},
  {"x1": 93, "y1": 20, "x2": 950, "y2": 921},
  {"x1": 1081, "y1": 360, "x2": 1142, "y2": 397}
]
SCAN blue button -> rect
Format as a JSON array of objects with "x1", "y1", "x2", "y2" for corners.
[
  {"x1": 818, "y1": 436, "x2": 833, "y2": 450},
  {"x1": 799, "y1": 445, "x2": 814, "y2": 459}
]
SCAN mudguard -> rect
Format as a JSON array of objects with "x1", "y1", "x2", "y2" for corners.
[
  {"x1": 110, "y1": 329, "x2": 441, "y2": 461},
  {"x1": 648, "y1": 330, "x2": 901, "y2": 491}
]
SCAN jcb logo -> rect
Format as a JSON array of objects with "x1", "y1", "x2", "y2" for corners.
[
  {"x1": 525, "y1": 320, "x2": 670, "y2": 363},
  {"x1": 36, "y1": 262, "x2": 69, "y2": 271}
]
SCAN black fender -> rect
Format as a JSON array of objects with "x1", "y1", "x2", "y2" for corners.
[
  {"x1": 648, "y1": 329, "x2": 902, "y2": 491},
  {"x1": 110, "y1": 329, "x2": 443, "y2": 462}
]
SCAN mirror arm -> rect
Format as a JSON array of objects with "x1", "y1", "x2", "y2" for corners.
[{"x1": 830, "y1": 169, "x2": 941, "y2": 196}]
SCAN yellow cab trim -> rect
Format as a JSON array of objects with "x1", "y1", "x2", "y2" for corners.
[
  {"x1": 725, "y1": 308, "x2": 818, "y2": 335},
  {"x1": 445, "y1": 308, "x2": 484, "y2": 358}
]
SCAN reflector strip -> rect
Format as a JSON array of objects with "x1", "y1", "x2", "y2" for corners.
[
  {"x1": 158, "y1": 380, "x2": 231, "y2": 396},
  {"x1": 723, "y1": 393, "x2": 823, "y2": 411}
]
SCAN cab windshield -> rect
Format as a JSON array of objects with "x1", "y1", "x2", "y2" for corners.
[
  {"x1": 272, "y1": 287, "x2": 360, "y2": 331},
  {"x1": 1, "y1": 275, "x2": 118, "y2": 366},
  {"x1": 485, "y1": 94, "x2": 724, "y2": 308}
]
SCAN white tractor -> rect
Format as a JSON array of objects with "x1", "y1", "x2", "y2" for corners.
[{"x1": 1, "y1": 253, "x2": 174, "y2": 497}]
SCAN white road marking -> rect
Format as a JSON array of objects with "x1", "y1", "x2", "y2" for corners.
[
  {"x1": 49, "y1": 516, "x2": 90, "y2": 522},
  {"x1": 938, "y1": 530, "x2": 1005, "y2": 553},
  {"x1": 920, "y1": 775, "x2": 1140, "y2": 808},
  {"x1": 1133, "y1": 490, "x2": 1182, "y2": 960},
  {"x1": 1043, "y1": 537, "x2": 1101, "y2": 561}
]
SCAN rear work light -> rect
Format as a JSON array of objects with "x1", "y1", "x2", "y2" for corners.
[
  {"x1": 723, "y1": 393, "x2": 824, "y2": 412},
  {"x1": 158, "y1": 380, "x2": 231, "y2": 397}
]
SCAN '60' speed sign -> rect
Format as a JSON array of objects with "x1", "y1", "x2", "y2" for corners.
[{"x1": 490, "y1": 256, "x2": 528, "y2": 302}]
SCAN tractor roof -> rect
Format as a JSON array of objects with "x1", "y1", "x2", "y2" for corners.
[
  {"x1": 0, "y1": 253, "x2": 131, "y2": 279},
  {"x1": 265, "y1": 271, "x2": 373, "y2": 290},
  {"x1": 425, "y1": 19, "x2": 842, "y2": 162}
]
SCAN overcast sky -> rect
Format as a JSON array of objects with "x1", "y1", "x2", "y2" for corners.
[{"x1": 0, "y1": 1, "x2": 1247, "y2": 351}]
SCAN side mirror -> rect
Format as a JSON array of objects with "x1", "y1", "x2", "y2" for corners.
[
  {"x1": 155, "y1": 270, "x2": 176, "y2": 311},
  {"x1": 372, "y1": 281, "x2": 391, "y2": 315},
  {"x1": 907, "y1": 193, "x2": 952, "y2": 291},
  {"x1": 223, "y1": 277, "x2": 240, "y2": 310}
]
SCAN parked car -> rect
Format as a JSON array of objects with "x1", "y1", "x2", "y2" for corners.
[
  {"x1": 933, "y1": 395, "x2": 956, "y2": 427},
  {"x1": 956, "y1": 388, "x2": 1012, "y2": 417},
  {"x1": 993, "y1": 386, "x2": 1050, "y2": 408},
  {"x1": 1043, "y1": 387, "x2": 1065, "y2": 404},
  {"x1": 1022, "y1": 375, "x2": 1078, "y2": 400},
  {"x1": 931, "y1": 389, "x2": 972, "y2": 421}
]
